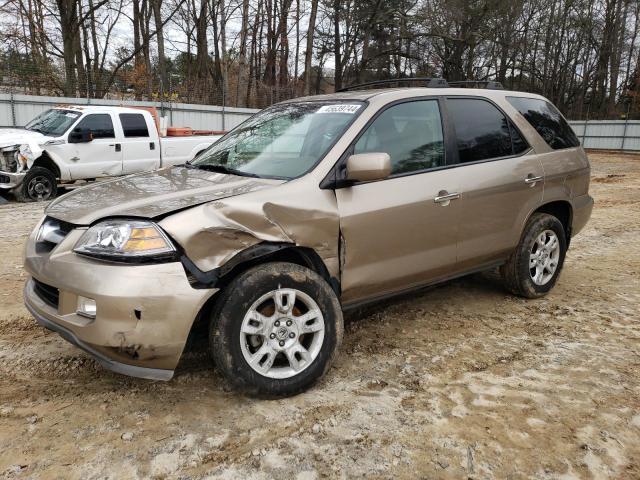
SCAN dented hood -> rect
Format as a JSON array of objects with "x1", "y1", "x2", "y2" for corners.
[
  {"x1": 0, "y1": 128, "x2": 51, "y2": 148},
  {"x1": 46, "y1": 167, "x2": 285, "y2": 225}
]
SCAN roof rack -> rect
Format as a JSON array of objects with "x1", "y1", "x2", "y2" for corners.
[
  {"x1": 448, "y1": 80, "x2": 504, "y2": 90},
  {"x1": 337, "y1": 77, "x2": 449, "y2": 92}
]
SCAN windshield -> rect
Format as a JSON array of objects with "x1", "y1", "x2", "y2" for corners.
[
  {"x1": 25, "y1": 109, "x2": 81, "y2": 136},
  {"x1": 190, "y1": 101, "x2": 365, "y2": 179}
]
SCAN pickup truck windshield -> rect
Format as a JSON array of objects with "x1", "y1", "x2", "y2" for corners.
[
  {"x1": 191, "y1": 101, "x2": 365, "y2": 179},
  {"x1": 25, "y1": 109, "x2": 81, "y2": 137}
]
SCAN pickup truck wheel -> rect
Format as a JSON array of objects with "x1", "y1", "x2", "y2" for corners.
[
  {"x1": 209, "y1": 262, "x2": 343, "y2": 397},
  {"x1": 501, "y1": 213, "x2": 567, "y2": 298},
  {"x1": 15, "y1": 167, "x2": 57, "y2": 202}
]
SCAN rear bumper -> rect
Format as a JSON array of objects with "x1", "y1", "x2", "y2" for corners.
[
  {"x1": 571, "y1": 194, "x2": 594, "y2": 236},
  {"x1": 0, "y1": 170, "x2": 26, "y2": 189}
]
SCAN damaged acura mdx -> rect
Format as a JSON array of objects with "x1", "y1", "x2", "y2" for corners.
[{"x1": 23, "y1": 80, "x2": 593, "y2": 396}]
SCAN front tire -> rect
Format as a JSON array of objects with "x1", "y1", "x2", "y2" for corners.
[
  {"x1": 210, "y1": 262, "x2": 343, "y2": 397},
  {"x1": 15, "y1": 167, "x2": 57, "y2": 202},
  {"x1": 501, "y1": 213, "x2": 567, "y2": 298}
]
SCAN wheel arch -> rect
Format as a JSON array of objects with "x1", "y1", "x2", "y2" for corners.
[
  {"x1": 191, "y1": 143, "x2": 211, "y2": 161},
  {"x1": 181, "y1": 242, "x2": 339, "y2": 352},
  {"x1": 183, "y1": 242, "x2": 339, "y2": 295},
  {"x1": 31, "y1": 153, "x2": 61, "y2": 179},
  {"x1": 528, "y1": 200, "x2": 573, "y2": 245}
]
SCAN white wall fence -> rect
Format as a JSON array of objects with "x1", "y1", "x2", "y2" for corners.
[
  {"x1": 568, "y1": 120, "x2": 640, "y2": 151},
  {"x1": 2, "y1": 94, "x2": 640, "y2": 152},
  {"x1": 0, "y1": 93, "x2": 259, "y2": 132}
]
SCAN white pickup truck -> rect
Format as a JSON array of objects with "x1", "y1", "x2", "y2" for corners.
[{"x1": 0, "y1": 105, "x2": 223, "y2": 201}]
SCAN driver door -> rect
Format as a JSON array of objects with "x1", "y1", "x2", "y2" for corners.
[
  {"x1": 67, "y1": 113, "x2": 123, "y2": 179},
  {"x1": 335, "y1": 99, "x2": 461, "y2": 304}
]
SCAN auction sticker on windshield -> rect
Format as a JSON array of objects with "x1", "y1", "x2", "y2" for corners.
[{"x1": 317, "y1": 104, "x2": 362, "y2": 114}]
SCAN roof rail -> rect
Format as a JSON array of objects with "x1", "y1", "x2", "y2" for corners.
[
  {"x1": 337, "y1": 77, "x2": 449, "y2": 92},
  {"x1": 448, "y1": 80, "x2": 504, "y2": 90}
]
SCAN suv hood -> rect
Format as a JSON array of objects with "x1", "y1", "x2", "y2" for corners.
[
  {"x1": 46, "y1": 167, "x2": 285, "y2": 225},
  {"x1": 0, "y1": 128, "x2": 51, "y2": 148}
]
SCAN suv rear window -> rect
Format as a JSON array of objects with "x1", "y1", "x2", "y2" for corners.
[
  {"x1": 507, "y1": 97, "x2": 579, "y2": 150},
  {"x1": 119, "y1": 113, "x2": 149, "y2": 138},
  {"x1": 448, "y1": 98, "x2": 525, "y2": 163}
]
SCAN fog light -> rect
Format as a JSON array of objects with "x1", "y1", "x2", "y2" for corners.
[{"x1": 77, "y1": 296, "x2": 97, "y2": 318}]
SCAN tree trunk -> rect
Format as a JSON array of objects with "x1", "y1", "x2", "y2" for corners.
[
  {"x1": 303, "y1": 0, "x2": 318, "y2": 95},
  {"x1": 333, "y1": 0, "x2": 342, "y2": 91},
  {"x1": 152, "y1": 0, "x2": 167, "y2": 98}
]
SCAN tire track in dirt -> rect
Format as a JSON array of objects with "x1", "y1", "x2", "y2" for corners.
[{"x1": 1, "y1": 153, "x2": 639, "y2": 479}]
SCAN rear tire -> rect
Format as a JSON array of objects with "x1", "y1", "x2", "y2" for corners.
[
  {"x1": 501, "y1": 213, "x2": 567, "y2": 298},
  {"x1": 15, "y1": 167, "x2": 57, "y2": 202},
  {"x1": 210, "y1": 262, "x2": 343, "y2": 397}
]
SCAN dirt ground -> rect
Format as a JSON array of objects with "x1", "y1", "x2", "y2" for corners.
[{"x1": 0, "y1": 152, "x2": 639, "y2": 479}]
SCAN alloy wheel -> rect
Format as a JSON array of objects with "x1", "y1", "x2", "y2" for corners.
[
  {"x1": 529, "y1": 229, "x2": 560, "y2": 285},
  {"x1": 240, "y1": 288, "x2": 325, "y2": 379}
]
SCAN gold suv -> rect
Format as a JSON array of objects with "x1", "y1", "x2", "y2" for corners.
[{"x1": 24, "y1": 80, "x2": 593, "y2": 396}]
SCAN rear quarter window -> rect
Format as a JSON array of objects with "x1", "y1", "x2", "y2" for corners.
[
  {"x1": 119, "y1": 113, "x2": 149, "y2": 138},
  {"x1": 507, "y1": 97, "x2": 580, "y2": 150}
]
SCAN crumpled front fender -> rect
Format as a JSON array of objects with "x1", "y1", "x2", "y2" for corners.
[
  {"x1": 22, "y1": 142, "x2": 44, "y2": 169},
  {"x1": 159, "y1": 178, "x2": 340, "y2": 278}
]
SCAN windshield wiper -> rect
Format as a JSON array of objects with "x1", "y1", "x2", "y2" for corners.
[{"x1": 184, "y1": 162, "x2": 261, "y2": 178}]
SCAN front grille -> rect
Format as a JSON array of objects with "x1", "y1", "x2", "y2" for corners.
[
  {"x1": 0, "y1": 149, "x2": 17, "y2": 173},
  {"x1": 33, "y1": 278, "x2": 59, "y2": 309},
  {"x1": 36, "y1": 217, "x2": 75, "y2": 254},
  {"x1": 0, "y1": 174, "x2": 10, "y2": 183}
]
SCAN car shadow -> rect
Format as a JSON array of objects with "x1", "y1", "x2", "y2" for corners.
[{"x1": 172, "y1": 268, "x2": 507, "y2": 380}]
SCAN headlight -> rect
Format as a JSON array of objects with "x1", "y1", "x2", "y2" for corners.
[
  {"x1": 73, "y1": 220, "x2": 176, "y2": 260},
  {"x1": 17, "y1": 144, "x2": 34, "y2": 170}
]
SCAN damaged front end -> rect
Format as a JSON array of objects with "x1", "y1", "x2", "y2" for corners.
[
  {"x1": 160, "y1": 179, "x2": 341, "y2": 289},
  {"x1": 0, "y1": 144, "x2": 35, "y2": 189}
]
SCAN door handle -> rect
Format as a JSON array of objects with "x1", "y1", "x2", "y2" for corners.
[
  {"x1": 524, "y1": 175, "x2": 543, "y2": 185},
  {"x1": 434, "y1": 192, "x2": 461, "y2": 204},
  {"x1": 150, "y1": 142, "x2": 155, "y2": 150},
  {"x1": 109, "y1": 143, "x2": 122, "y2": 152}
]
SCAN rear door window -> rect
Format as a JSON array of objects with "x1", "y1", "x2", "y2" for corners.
[
  {"x1": 75, "y1": 114, "x2": 115, "y2": 139},
  {"x1": 354, "y1": 100, "x2": 445, "y2": 174},
  {"x1": 506, "y1": 97, "x2": 579, "y2": 150},
  {"x1": 447, "y1": 98, "x2": 524, "y2": 163},
  {"x1": 119, "y1": 113, "x2": 149, "y2": 138}
]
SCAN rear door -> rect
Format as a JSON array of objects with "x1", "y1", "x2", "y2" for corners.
[
  {"x1": 445, "y1": 97, "x2": 545, "y2": 270},
  {"x1": 119, "y1": 113, "x2": 161, "y2": 174},
  {"x1": 335, "y1": 98, "x2": 461, "y2": 304},
  {"x1": 505, "y1": 96, "x2": 589, "y2": 202},
  {"x1": 67, "y1": 113, "x2": 123, "y2": 179}
]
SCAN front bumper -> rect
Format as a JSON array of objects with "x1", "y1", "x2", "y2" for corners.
[
  {"x1": 25, "y1": 287, "x2": 174, "y2": 380},
  {"x1": 24, "y1": 228, "x2": 217, "y2": 380},
  {"x1": 0, "y1": 170, "x2": 26, "y2": 189}
]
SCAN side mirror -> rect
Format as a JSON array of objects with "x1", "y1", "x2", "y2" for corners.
[
  {"x1": 68, "y1": 127, "x2": 93, "y2": 144},
  {"x1": 346, "y1": 152, "x2": 391, "y2": 183}
]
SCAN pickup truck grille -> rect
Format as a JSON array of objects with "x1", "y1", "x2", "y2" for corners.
[
  {"x1": 0, "y1": 148, "x2": 17, "y2": 172},
  {"x1": 33, "y1": 278, "x2": 60, "y2": 309}
]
